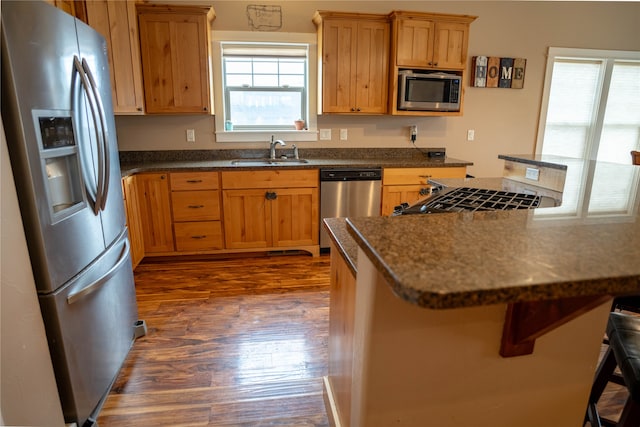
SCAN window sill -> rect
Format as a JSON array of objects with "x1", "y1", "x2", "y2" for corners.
[{"x1": 215, "y1": 129, "x2": 318, "y2": 143}]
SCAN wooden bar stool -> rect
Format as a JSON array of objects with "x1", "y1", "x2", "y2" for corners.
[{"x1": 585, "y1": 312, "x2": 640, "y2": 426}]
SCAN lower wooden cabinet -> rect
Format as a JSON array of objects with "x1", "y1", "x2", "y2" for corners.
[
  {"x1": 221, "y1": 170, "x2": 319, "y2": 251},
  {"x1": 122, "y1": 175, "x2": 145, "y2": 268},
  {"x1": 170, "y1": 171, "x2": 224, "y2": 252},
  {"x1": 381, "y1": 167, "x2": 467, "y2": 215},
  {"x1": 136, "y1": 172, "x2": 174, "y2": 253}
]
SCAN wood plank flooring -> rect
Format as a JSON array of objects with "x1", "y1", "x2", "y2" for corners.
[
  {"x1": 97, "y1": 252, "x2": 629, "y2": 426},
  {"x1": 98, "y1": 254, "x2": 331, "y2": 426}
]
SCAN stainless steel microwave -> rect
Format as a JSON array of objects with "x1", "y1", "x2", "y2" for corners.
[{"x1": 398, "y1": 70, "x2": 461, "y2": 112}]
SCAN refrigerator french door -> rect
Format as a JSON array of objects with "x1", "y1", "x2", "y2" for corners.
[{"x1": 1, "y1": 2, "x2": 141, "y2": 426}]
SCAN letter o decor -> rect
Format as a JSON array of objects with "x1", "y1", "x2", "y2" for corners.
[{"x1": 471, "y1": 56, "x2": 526, "y2": 88}]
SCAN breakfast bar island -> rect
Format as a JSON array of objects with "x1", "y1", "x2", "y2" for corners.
[{"x1": 322, "y1": 156, "x2": 640, "y2": 427}]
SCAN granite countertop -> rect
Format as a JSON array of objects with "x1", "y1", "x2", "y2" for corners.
[
  {"x1": 343, "y1": 156, "x2": 640, "y2": 309},
  {"x1": 323, "y1": 217, "x2": 358, "y2": 276},
  {"x1": 118, "y1": 148, "x2": 473, "y2": 176}
]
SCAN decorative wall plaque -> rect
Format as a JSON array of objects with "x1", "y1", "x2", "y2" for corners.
[
  {"x1": 246, "y1": 5, "x2": 282, "y2": 31},
  {"x1": 471, "y1": 56, "x2": 526, "y2": 88}
]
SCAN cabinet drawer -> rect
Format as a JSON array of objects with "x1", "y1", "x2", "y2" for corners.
[
  {"x1": 221, "y1": 170, "x2": 318, "y2": 189},
  {"x1": 171, "y1": 172, "x2": 219, "y2": 191},
  {"x1": 174, "y1": 221, "x2": 223, "y2": 251},
  {"x1": 383, "y1": 167, "x2": 466, "y2": 185},
  {"x1": 171, "y1": 190, "x2": 220, "y2": 221}
]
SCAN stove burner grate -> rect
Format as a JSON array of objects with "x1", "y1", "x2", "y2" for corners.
[
  {"x1": 397, "y1": 187, "x2": 543, "y2": 215},
  {"x1": 425, "y1": 187, "x2": 541, "y2": 212}
]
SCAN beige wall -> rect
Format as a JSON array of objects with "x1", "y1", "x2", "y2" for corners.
[
  {"x1": 1, "y1": 119, "x2": 66, "y2": 426},
  {"x1": 115, "y1": 1, "x2": 640, "y2": 177}
]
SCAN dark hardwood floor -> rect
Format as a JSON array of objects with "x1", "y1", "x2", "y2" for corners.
[
  {"x1": 97, "y1": 252, "x2": 628, "y2": 426},
  {"x1": 98, "y1": 253, "x2": 331, "y2": 426}
]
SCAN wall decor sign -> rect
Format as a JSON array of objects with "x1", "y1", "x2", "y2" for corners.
[
  {"x1": 246, "y1": 5, "x2": 282, "y2": 31},
  {"x1": 471, "y1": 56, "x2": 526, "y2": 88}
]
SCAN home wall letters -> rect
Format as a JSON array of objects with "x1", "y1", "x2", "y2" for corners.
[{"x1": 471, "y1": 56, "x2": 526, "y2": 88}]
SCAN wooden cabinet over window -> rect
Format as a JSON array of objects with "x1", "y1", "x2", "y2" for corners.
[
  {"x1": 85, "y1": 0, "x2": 144, "y2": 114},
  {"x1": 313, "y1": 11, "x2": 390, "y2": 114},
  {"x1": 44, "y1": 0, "x2": 87, "y2": 21},
  {"x1": 381, "y1": 166, "x2": 467, "y2": 215},
  {"x1": 137, "y1": 4, "x2": 215, "y2": 114}
]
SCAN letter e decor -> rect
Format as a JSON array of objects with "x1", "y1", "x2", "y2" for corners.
[{"x1": 471, "y1": 56, "x2": 526, "y2": 88}]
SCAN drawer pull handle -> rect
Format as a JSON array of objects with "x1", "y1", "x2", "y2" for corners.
[
  {"x1": 188, "y1": 205, "x2": 205, "y2": 209},
  {"x1": 418, "y1": 175, "x2": 433, "y2": 179},
  {"x1": 186, "y1": 179, "x2": 203, "y2": 183},
  {"x1": 419, "y1": 187, "x2": 430, "y2": 196},
  {"x1": 191, "y1": 235, "x2": 207, "y2": 239}
]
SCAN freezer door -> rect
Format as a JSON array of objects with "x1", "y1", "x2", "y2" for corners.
[
  {"x1": 1, "y1": 1, "x2": 106, "y2": 292},
  {"x1": 38, "y1": 231, "x2": 138, "y2": 426},
  {"x1": 76, "y1": 19, "x2": 127, "y2": 247}
]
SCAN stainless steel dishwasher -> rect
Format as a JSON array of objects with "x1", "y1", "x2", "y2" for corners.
[{"x1": 320, "y1": 168, "x2": 382, "y2": 249}]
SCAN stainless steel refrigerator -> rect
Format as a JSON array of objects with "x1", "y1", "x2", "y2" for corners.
[{"x1": 1, "y1": 2, "x2": 142, "y2": 426}]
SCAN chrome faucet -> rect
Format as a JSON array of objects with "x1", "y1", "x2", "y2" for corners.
[{"x1": 269, "y1": 136, "x2": 286, "y2": 159}]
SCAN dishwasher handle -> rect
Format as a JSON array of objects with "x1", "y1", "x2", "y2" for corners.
[{"x1": 320, "y1": 168, "x2": 382, "y2": 181}]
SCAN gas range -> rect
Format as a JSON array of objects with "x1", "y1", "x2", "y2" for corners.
[{"x1": 394, "y1": 187, "x2": 553, "y2": 215}]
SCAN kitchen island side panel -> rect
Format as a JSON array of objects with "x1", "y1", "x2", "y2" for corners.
[{"x1": 347, "y1": 248, "x2": 610, "y2": 427}]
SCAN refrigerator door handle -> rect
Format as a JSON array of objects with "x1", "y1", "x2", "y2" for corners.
[
  {"x1": 73, "y1": 55, "x2": 104, "y2": 215},
  {"x1": 67, "y1": 239, "x2": 130, "y2": 305},
  {"x1": 81, "y1": 58, "x2": 110, "y2": 212}
]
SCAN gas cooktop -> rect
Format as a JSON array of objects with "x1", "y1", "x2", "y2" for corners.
[{"x1": 395, "y1": 187, "x2": 546, "y2": 215}]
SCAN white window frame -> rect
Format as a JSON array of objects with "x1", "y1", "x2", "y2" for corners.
[
  {"x1": 534, "y1": 47, "x2": 640, "y2": 220},
  {"x1": 535, "y1": 47, "x2": 640, "y2": 159},
  {"x1": 211, "y1": 31, "x2": 318, "y2": 143}
]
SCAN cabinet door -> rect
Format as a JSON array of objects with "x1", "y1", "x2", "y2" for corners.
[
  {"x1": 271, "y1": 187, "x2": 319, "y2": 247},
  {"x1": 395, "y1": 19, "x2": 434, "y2": 68},
  {"x1": 136, "y1": 173, "x2": 174, "y2": 253},
  {"x1": 432, "y1": 22, "x2": 470, "y2": 70},
  {"x1": 138, "y1": 7, "x2": 212, "y2": 114},
  {"x1": 321, "y1": 19, "x2": 357, "y2": 113},
  {"x1": 122, "y1": 176, "x2": 145, "y2": 268},
  {"x1": 354, "y1": 20, "x2": 390, "y2": 114},
  {"x1": 222, "y1": 189, "x2": 272, "y2": 249},
  {"x1": 381, "y1": 185, "x2": 430, "y2": 216},
  {"x1": 320, "y1": 18, "x2": 389, "y2": 114},
  {"x1": 85, "y1": 1, "x2": 144, "y2": 114}
]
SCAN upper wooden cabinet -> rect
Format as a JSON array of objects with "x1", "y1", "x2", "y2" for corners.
[
  {"x1": 391, "y1": 11, "x2": 476, "y2": 70},
  {"x1": 85, "y1": 0, "x2": 144, "y2": 114},
  {"x1": 137, "y1": 5, "x2": 215, "y2": 114},
  {"x1": 44, "y1": 0, "x2": 87, "y2": 21},
  {"x1": 313, "y1": 11, "x2": 390, "y2": 114}
]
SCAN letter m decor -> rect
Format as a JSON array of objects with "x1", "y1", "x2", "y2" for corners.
[{"x1": 471, "y1": 56, "x2": 526, "y2": 88}]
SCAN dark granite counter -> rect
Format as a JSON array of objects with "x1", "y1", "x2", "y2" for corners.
[
  {"x1": 344, "y1": 156, "x2": 640, "y2": 309},
  {"x1": 118, "y1": 148, "x2": 473, "y2": 176}
]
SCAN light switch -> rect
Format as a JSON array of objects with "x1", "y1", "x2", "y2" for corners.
[
  {"x1": 340, "y1": 129, "x2": 348, "y2": 140},
  {"x1": 186, "y1": 129, "x2": 195, "y2": 142},
  {"x1": 525, "y1": 167, "x2": 540, "y2": 181}
]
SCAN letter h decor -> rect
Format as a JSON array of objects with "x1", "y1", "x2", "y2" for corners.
[{"x1": 470, "y1": 56, "x2": 526, "y2": 88}]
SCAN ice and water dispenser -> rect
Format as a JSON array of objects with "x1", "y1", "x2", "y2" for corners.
[{"x1": 37, "y1": 115, "x2": 83, "y2": 216}]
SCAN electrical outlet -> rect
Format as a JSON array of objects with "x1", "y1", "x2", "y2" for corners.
[
  {"x1": 467, "y1": 129, "x2": 475, "y2": 141},
  {"x1": 319, "y1": 129, "x2": 332, "y2": 140},
  {"x1": 525, "y1": 167, "x2": 540, "y2": 181},
  {"x1": 340, "y1": 129, "x2": 348, "y2": 141},
  {"x1": 186, "y1": 129, "x2": 195, "y2": 143}
]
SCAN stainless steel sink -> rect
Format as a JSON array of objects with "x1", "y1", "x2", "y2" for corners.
[{"x1": 230, "y1": 158, "x2": 309, "y2": 166}]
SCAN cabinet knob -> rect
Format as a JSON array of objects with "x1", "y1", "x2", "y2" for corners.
[
  {"x1": 265, "y1": 191, "x2": 277, "y2": 200},
  {"x1": 419, "y1": 188, "x2": 430, "y2": 196}
]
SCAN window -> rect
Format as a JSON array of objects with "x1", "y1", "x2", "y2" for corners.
[
  {"x1": 212, "y1": 32, "x2": 317, "y2": 143},
  {"x1": 536, "y1": 48, "x2": 640, "y2": 163},
  {"x1": 534, "y1": 48, "x2": 640, "y2": 220}
]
